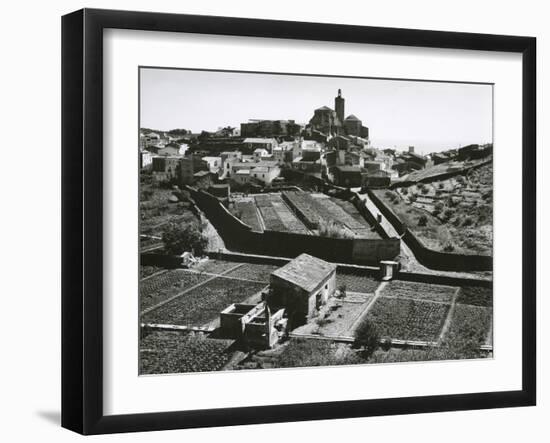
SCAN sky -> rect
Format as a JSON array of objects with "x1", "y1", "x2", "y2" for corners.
[{"x1": 140, "y1": 67, "x2": 493, "y2": 155}]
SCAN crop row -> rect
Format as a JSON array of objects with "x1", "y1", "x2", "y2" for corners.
[
  {"x1": 140, "y1": 331, "x2": 234, "y2": 374},
  {"x1": 381, "y1": 280, "x2": 456, "y2": 303},
  {"x1": 141, "y1": 277, "x2": 267, "y2": 326},
  {"x1": 366, "y1": 297, "x2": 450, "y2": 342}
]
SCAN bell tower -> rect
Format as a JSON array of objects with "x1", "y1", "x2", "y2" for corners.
[{"x1": 335, "y1": 89, "x2": 345, "y2": 124}]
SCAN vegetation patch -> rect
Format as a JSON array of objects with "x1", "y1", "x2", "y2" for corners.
[
  {"x1": 140, "y1": 331, "x2": 235, "y2": 374},
  {"x1": 365, "y1": 297, "x2": 449, "y2": 342},
  {"x1": 141, "y1": 277, "x2": 267, "y2": 326},
  {"x1": 457, "y1": 286, "x2": 493, "y2": 307},
  {"x1": 381, "y1": 280, "x2": 456, "y2": 303}
]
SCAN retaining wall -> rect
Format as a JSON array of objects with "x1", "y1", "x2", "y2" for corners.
[{"x1": 188, "y1": 187, "x2": 400, "y2": 266}]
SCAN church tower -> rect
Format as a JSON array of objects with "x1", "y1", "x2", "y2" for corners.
[{"x1": 335, "y1": 89, "x2": 345, "y2": 124}]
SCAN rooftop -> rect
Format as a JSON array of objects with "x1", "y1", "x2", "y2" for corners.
[
  {"x1": 244, "y1": 138, "x2": 277, "y2": 144},
  {"x1": 345, "y1": 114, "x2": 361, "y2": 121},
  {"x1": 271, "y1": 254, "x2": 336, "y2": 293}
]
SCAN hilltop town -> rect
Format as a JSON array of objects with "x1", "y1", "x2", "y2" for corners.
[{"x1": 139, "y1": 89, "x2": 493, "y2": 374}]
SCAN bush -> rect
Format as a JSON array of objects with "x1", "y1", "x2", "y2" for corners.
[
  {"x1": 354, "y1": 318, "x2": 380, "y2": 358},
  {"x1": 438, "y1": 183, "x2": 445, "y2": 190},
  {"x1": 418, "y1": 215, "x2": 428, "y2": 227},
  {"x1": 443, "y1": 209, "x2": 455, "y2": 220},
  {"x1": 318, "y1": 219, "x2": 354, "y2": 239},
  {"x1": 162, "y1": 223, "x2": 208, "y2": 256},
  {"x1": 338, "y1": 284, "x2": 347, "y2": 300},
  {"x1": 443, "y1": 242, "x2": 455, "y2": 252},
  {"x1": 462, "y1": 217, "x2": 474, "y2": 227},
  {"x1": 421, "y1": 186, "x2": 430, "y2": 195}
]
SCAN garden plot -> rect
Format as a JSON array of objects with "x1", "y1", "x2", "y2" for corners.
[
  {"x1": 223, "y1": 263, "x2": 279, "y2": 283},
  {"x1": 140, "y1": 331, "x2": 235, "y2": 374},
  {"x1": 141, "y1": 277, "x2": 267, "y2": 326},
  {"x1": 380, "y1": 280, "x2": 457, "y2": 303},
  {"x1": 456, "y1": 285, "x2": 492, "y2": 307},
  {"x1": 255, "y1": 194, "x2": 310, "y2": 233},
  {"x1": 193, "y1": 259, "x2": 242, "y2": 275},
  {"x1": 366, "y1": 297, "x2": 450, "y2": 342},
  {"x1": 311, "y1": 194, "x2": 379, "y2": 238},
  {"x1": 235, "y1": 200, "x2": 263, "y2": 231},
  {"x1": 444, "y1": 304, "x2": 493, "y2": 346},
  {"x1": 335, "y1": 273, "x2": 381, "y2": 293},
  {"x1": 316, "y1": 296, "x2": 374, "y2": 337},
  {"x1": 139, "y1": 269, "x2": 213, "y2": 312}
]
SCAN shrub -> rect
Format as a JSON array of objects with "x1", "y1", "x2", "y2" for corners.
[
  {"x1": 462, "y1": 216, "x2": 474, "y2": 227},
  {"x1": 381, "y1": 338, "x2": 393, "y2": 352},
  {"x1": 443, "y1": 242, "x2": 455, "y2": 252},
  {"x1": 438, "y1": 183, "x2": 445, "y2": 190},
  {"x1": 354, "y1": 318, "x2": 380, "y2": 358},
  {"x1": 418, "y1": 215, "x2": 428, "y2": 227},
  {"x1": 401, "y1": 188, "x2": 408, "y2": 195},
  {"x1": 162, "y1": 223, "x2": 208, "y2": 256},
  {"x1": 421, "y1": 186, "x2": 430, "y2": 195},
  {"x1": 338, "y1": 284, "x2": 347, "y2": 300},
  {"x1": 443, "y1": 209, "x2": 455, "y2": 220},
  {"x1": 318, "y1": 219, "x2": 354, "y2": 239},
  {"x1": 452, "y1": 217, "x2": 462, "y2": 227}
]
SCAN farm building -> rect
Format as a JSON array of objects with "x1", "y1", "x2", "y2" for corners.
[
  {"x1": 267, "y1": 254, "x2": 337, "y2": 326},
  {"x1": 219, "y1": 302, "x2": 286, "y2": 349}
]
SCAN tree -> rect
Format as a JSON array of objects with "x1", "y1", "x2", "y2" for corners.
[
  {"x1": 162, "y1": 223, "x2": 208, "y2": 256},
  {"x1": 418, "y1": 215, "x2": 428, "y2": 227},
  {"x1": 338, "y1": 284, "x2": 347, "y2": 300},
  {"x1": 354, "y1": 318, "x2": 381, "y2": 358}
]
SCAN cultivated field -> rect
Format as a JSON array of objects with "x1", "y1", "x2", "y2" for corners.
[
  {"x1": 138, "y1": 258, "x2": 494, "y2": 373},
  {"x1": 141, "y1": 276, "x2": 267, "y2": 326},
  {"x1": 380, "y1": 280, "x2": 457, "y2": 303},
  {"x1": 365, "y1": 297, "x2": 450, "y2": 342},
  {"x1": 140, "y1": 331, "x2": 235, "y2": 374},
  {"x1": 231, "y1": 191, "x2": 380, "y2": 239}
]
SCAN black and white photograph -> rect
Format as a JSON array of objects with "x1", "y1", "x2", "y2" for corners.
[{"x1": 138, "y1": 68, "x2": 494, "y2": 375}]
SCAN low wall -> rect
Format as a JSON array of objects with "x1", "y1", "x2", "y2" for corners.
[
  {"x1": 366, "y1": 189, "x2": 492, "y2": 272},
  {"x1": 188, "y1": 186, "x2": 400, "y2": 266}
]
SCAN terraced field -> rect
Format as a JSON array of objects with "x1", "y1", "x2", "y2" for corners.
[
  {"x1": 380, "y1": 280, "x2": 457, "y2": 303},
  {"x1": 140, "y1": 331, "x2": 235, "y2": 374},
  {"x1": 141, "y1": 277, "x2": 267, "y2": 326},
  {"x1": 366, "y1": 297, "x2": 450, "y2": 342}
]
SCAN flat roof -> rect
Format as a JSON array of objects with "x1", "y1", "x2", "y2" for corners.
[{"x1": 271, "y1": 253, "x2": 336, "y2": 293}]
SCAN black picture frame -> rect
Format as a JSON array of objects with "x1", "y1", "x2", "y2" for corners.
[{"x1": 61, "y1": 8, "x2": 536, "y2": 435}]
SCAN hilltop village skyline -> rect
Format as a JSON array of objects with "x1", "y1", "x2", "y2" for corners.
[{"x1": 140, "y1": 68, "x2": 493, "y2": 154}]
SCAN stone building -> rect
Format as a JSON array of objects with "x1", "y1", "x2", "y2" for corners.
[{"x1": 267, "y1": 254, "x2": 337, "y2": 326}]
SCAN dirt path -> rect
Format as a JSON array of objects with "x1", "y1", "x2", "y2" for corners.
[{"x1": 437, "y1": 287, "x2": 461, "y2": 344}]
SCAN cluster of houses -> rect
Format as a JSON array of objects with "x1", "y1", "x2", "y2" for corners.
[{"x1": 140, "y1": 89, "x2": 490, "y2": 193}]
